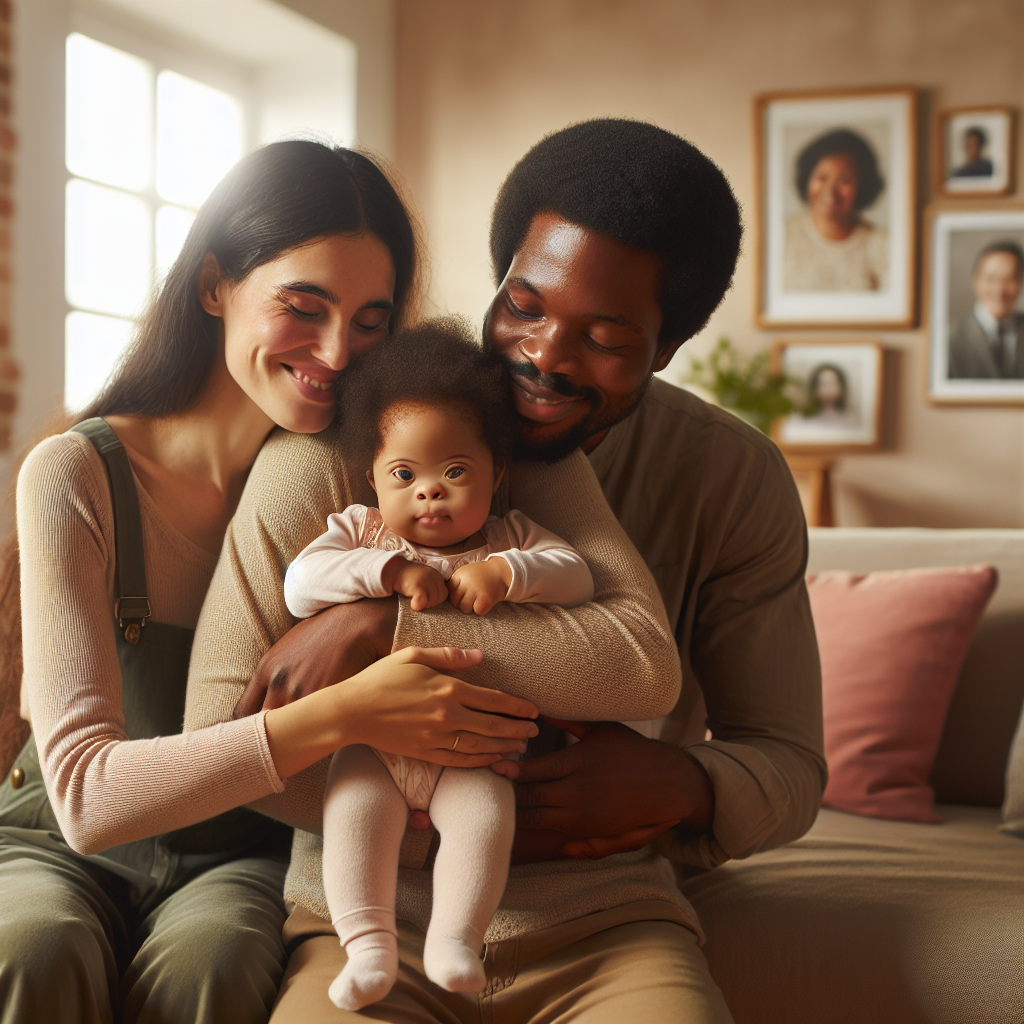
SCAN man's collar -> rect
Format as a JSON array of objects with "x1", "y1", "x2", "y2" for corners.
[{"x1": 973, "y1": 302, "x2": 1001, "y2": 338}]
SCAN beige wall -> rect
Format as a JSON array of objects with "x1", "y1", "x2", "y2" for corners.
[{"x1": 394, "y1": 0, "x2": 1024, "y2": 528}]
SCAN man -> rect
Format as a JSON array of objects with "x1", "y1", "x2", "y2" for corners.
[
  {"x1": 949, "y1": 241, "x2": 1024, "y2": 380},
  {"x1": 951, "y1": 126, "x2": 994, "y2": 179},
  {"x1": 188, "y1": 120, "x2": 825, "y2": 1021}
]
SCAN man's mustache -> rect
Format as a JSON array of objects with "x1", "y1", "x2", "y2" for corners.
[{"x1": 499, "y1": 357, "x2": 594, "y2": 401}]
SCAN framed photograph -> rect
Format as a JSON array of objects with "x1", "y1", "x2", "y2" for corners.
[
  {"x1": 936, "y1": 106, "x2": 1015, "y2": 198},
  {"x1": 925, "y1": 204, "x2": 1024, "y2": 405},
  {"x1": 755, "y1": 87, "x2": 917, "y2": 329},
  {"x1": 771, "y1": 340, "x2": 883, "y2": 451}
]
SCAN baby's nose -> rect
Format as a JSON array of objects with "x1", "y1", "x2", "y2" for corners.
[{"x1": 417, "y1": 481, "x2": 446, "y2": 500}]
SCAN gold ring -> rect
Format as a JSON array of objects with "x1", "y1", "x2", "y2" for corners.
[{"x1": 451, "y1": 733, "x2": 460, "y2": 751}]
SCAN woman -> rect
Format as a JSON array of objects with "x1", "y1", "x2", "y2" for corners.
[
  {"x1": 783, "y1": 128, "x2": 888, "y2": 292},
  {"x1": 0, "y1": 140, "x2": 539, "y2": 1024}
]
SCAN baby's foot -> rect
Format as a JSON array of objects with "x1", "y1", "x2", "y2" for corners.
[
  {"x1": 328, "y1": 931, "x2": 399, "y2": 1011},
  {"x1": 423, "y1": 933, "x2": 486, "y2": 993}
]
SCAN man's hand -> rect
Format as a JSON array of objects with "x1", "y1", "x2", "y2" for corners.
[
  {"x1": 385, "y1": 559, "x2": 448, "y2": 611},
  {"x1": 508, "y1": 719, "x2": 714, "y2": 864},
  {"x1": 448, "y1": 558, "x2": 512, "y2": 615},
  {"x1": 232, "y1": 597, "x2": 397, "y2": 718}
]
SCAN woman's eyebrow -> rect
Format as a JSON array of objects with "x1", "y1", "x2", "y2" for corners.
[{"x1": 282, "y1": 281, "x2": 341, "y2": 303}]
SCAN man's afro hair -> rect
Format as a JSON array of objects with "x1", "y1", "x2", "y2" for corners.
[
  {"x1": 337, "y1": 316, "x2": 516, "y2": 468},
  {"x1": 490, "y1": 118, "x2": 742, "y2": 345}
]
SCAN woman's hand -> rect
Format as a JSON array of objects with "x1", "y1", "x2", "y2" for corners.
[{"x1": 263, "y1": 646, "x2": 540, "y2": 779}]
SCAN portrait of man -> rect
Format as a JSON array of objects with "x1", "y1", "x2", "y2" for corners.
[
  {"x1": 783, "y1": 128, "x2": 888, "y2": 292},
  {"x1": 949, "y1": 241, "x2": 1024, "y2": 380},
  {"x1": 951, "y1": 126, "x2": 994, "y2": 179}
]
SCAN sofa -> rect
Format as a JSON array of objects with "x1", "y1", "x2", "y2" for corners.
[{"x1": 682, "y1": 528, "x2": 1024, "y2": 1024}]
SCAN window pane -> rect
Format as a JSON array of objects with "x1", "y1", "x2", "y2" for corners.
[
  {"x1": 65, "y1": 311, "x2": 133, "y2": 412},
  {"x1": 66, "y1": 178, "x2": 152, "y2": 317},
  {"x1": 66, "y1": 33, "x2": 153, "y2": 192},
  {"x1": 157, "y1": 71, "x2": 244, "y2": 208},
  {"x1": 155, "y1": 204, "x2": 196, "y2": 280}
]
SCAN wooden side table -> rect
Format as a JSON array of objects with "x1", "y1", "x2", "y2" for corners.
[{"x1": 784, "y1": 455, "x2": 836, "y2": 528}]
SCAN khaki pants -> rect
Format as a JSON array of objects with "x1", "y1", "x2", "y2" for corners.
[
  {"x1": 0, "y1": 831, "x2": 288, "y2": 1024},
  {"x1": 271, "y1": 906, "x2": 734, "y2": 1023}
]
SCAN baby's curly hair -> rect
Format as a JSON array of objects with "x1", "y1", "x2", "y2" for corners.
[{"x1": 338, "y1": 316, "x2": 517, "y2": 470}]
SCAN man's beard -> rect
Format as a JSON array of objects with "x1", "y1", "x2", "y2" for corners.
[{"x1": 484, "y1": 343, "x2": 652, "y2": 463}]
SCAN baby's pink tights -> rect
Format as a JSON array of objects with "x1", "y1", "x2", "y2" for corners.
[{"x1": 322, "y1": 744, "x2": 515, "y2": 1011}]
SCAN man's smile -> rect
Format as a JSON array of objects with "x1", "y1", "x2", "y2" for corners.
[{"x1": 510, "y1": 374, "x2": 587, "y2": 424}]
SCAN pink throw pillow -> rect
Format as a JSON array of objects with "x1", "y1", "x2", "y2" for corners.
[{"x1": 807, "y1": 565, "x2": 997, "y2": 823}]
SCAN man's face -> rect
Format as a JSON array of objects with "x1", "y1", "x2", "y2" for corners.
[
  {"x1": 484, "y1": 212, "x2": 674, "y2": 461},
  {"x1": 973, "y1": 251, "x2": 1022, "y2": 321}
]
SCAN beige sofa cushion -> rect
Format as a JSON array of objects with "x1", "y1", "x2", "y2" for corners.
[
  {"x1": 683, "y1": 805, "x2": 1024, "y2": 1024},
  {"x1": 807, "y1": 529, "x2": 1024, "y2": 808}
]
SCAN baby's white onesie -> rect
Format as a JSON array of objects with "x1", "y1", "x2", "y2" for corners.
[{"x1": 283, "y1": 504, "x2": 593, "y2": 1008}]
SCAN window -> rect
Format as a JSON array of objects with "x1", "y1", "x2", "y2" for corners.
[{"x1": 64, "y1": 33, "x2": 245, "y2": 411}]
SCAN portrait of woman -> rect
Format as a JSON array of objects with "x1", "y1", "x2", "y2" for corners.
[
  {"x1": 773, "y1": 340, "x2": 883, "y2": 450},
  {"x1": 757, "y1": 88, "x2": 917, "y2": 328},
  {"x1": 783, "y1": 129, "x2": 888, "y2": 292}
]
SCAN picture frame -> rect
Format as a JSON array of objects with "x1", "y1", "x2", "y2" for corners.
[
  {"x1": 924, "y1": 203, "x2": 1024, "y2": 406},
  {"x1": 771, "y1": 339, "x2": 884, "y2": 452},
  {"x1": 935, "y1": 106, "x2": 1015, "y2": 199},
  {"x1": 755, "y1": 87, "x2": 918, "y2": 330}
]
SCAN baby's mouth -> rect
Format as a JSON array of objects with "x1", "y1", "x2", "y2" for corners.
[{"x1": 415, "y1": 513, "x2": 451, "y2": 527}]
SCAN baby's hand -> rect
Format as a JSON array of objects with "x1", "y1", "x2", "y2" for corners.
[
  {"x1": 448, "y1": 559, "x2": 513, "y2": 615},
  {"x1": 386, "y1": 559, "x2": 448, "y2": 611}
]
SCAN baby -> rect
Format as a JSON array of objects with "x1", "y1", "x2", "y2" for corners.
[{"x1": 283, "y1": 319, "x2": 594, "y2": 1011}]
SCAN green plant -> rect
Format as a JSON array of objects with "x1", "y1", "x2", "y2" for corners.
[{"x1": 684, "y1": 337, "x2": 798, "y2": 435}]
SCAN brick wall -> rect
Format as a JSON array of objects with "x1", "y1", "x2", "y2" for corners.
[{"x1": 0, "y1": 0, "x2": 16, "y2": 452}]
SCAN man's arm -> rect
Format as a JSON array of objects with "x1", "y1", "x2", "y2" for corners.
[
  {"x1": 186, "y1": 431, "x2": 682, "y2": 834},
  {"x1": 512, "y1": 443, "x2": 826, "y2": 867}
]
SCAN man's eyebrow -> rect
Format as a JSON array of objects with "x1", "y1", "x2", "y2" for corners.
[{"x1": 505, "y1": 277, "x2": 643, "y2": 334}]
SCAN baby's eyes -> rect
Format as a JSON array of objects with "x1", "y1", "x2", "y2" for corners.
[
  {"x1": 392, "y1": 468, "x2": 414, "y2": 482},
  {"x1": 444, "y1": 466, "x2": 466, "y2": 480}
]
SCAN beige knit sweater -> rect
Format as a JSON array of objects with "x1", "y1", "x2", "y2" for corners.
[
  {"x1": 16, "y1": 432, "x2": 285, "y2": 856},
  {"x1": 184, "y1": 424, "x2": 694, "y2": 941}
]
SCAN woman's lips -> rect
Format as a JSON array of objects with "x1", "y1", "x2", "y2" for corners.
[
  {"x1": 510, "y1": 376, "x2": 585, "y2": 424},
  {"x1": 284, "y1": 364, "x2": 335, "y2": 404}
]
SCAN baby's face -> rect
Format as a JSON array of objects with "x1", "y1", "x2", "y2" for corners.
[{"x1": 370, "y1": 401, "x2": 501, "y2": 550}]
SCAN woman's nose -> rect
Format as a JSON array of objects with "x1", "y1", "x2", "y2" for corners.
[{"x1": 313, "y1": 324, "x2": 350, "y2": 372}]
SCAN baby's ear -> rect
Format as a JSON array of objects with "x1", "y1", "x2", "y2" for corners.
[
  {"x1": 492, "y1": 460, "x2": 506, "y2": 494},
  {"x1": 366, "y1": 469, "x2": 377, "y2": 493}
]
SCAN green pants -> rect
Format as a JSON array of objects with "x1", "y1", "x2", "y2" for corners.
[{"x1": 0, "y1": 829, "x2": 288, "y2": 1024}]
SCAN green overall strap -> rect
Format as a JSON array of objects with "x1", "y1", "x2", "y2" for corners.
[{"x1": 70, "y1": 418, "x2": 151, "y2": 644}]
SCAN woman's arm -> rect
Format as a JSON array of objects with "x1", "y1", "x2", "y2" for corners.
[
  {"x1": 18, "y1": 434, "x2": 285, "y2": 854},
  {"x1": 184, "y1": 425, "x2": 539, "y2": 834}
]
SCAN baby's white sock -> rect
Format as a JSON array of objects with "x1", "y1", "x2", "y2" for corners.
[
  {"x1": 328, "y1": 928, "x2": 399, "y2": 1011},
  {"x1": 422, "y1": 931, "x2": 486, "y2": 993}
]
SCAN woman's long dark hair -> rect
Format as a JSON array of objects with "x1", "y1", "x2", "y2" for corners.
[
  {"x1": 81, "y1": 139, "x2": 420, "y2": 419},
  {"x1": 0, "y1": 141, "x2": 422, "y2": 778}
]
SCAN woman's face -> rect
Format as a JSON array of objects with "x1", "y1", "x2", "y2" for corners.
[
  {"x1": 201, "y1": 232, "x2": 396, "y2": 434},
  {"x1": 813, "y1": 368, "x2": 844, "y2": 409},
  {"x1": 807, "y1": 153, "x2": 859, "y2": 228}
]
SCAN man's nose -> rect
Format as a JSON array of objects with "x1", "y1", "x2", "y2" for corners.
[{"x1": 516, "y1": 323, "x2": 581, "y2": 377}]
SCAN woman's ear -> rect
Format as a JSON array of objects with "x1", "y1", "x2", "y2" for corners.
[
  {"x1": 197, "y1": 252, "x2": 227, "y2": 317},
  {"x1": 492, "y1": 460, "x2": 506, "y2": 494},
  {"x1": 366, "y1": 468, "x2": 377, "y2": 494}
]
